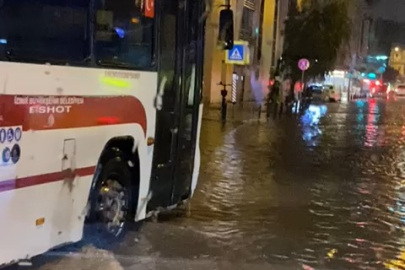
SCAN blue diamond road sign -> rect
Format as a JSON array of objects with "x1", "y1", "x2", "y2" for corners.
[
  {"x1": 225, "y1": 41, "x2": 249, "y2": 65},
  {"x1": 228, "y1": 44, "x2": 245, "y2": 61},
  {"x1": 225, "y1": 42, "x2": 248, "y2": 65}
]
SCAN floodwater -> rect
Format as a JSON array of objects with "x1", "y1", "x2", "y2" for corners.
[
  {"x1": 167, "y1": 98, "x2": 405, "y2": 269},
  {"x1": 22, "y1": 97, "x2": 405, "y2": 270}
]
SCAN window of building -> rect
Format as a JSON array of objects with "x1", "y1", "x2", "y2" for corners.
[
  {"x1": 271, "y1": 0, "x2": 279, "y2": 67},
  {"x1": 257, "y1": 0, "x2": 265, "y2": 61},
  {"x1": 94, "y1": 0, "x2": 155, "y2": 69},
  {"x1": 240, "y1": 7, "x2": 254, "y2": 40}
]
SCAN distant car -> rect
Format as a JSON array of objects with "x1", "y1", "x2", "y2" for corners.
[
  {"x1": 322, "y1": 85, "x2": 341, "y2": 102},
  {"x1": 308, "y1": 85, "x2": 323, "y2": 94},
  {"x1": 371, "y1": 83, "x2": 388, "y2": 97},
  {"x1": 396, "y1": 85, "x2": 405, "y2": 96}
]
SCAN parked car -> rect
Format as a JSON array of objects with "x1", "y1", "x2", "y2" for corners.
[
  {"x1": 322, "y1": 85, "x2": 341, "y2": 102},
  {"x1": 395, "y1": 84, "x2": 405, "y2": 96},
  {"x1": 308, "y1": 84, "x2": 323, "y2": 94},
  {"x1": 370, "y1": 83, "x2": 388, "y2": 97}
]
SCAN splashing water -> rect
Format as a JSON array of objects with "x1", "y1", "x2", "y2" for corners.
[{"x1": 250, "y1": 70, "x2": 268, "y2": 106}]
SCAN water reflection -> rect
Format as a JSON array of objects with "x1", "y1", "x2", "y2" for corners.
[
  {"x1": 365, "y1": 100, "x2": 379, "y2": 147},
  {"x1": 170, "y1": 99, "x2": 405, "y2": 269},
  {"x1": 300, "y1": 105, "x2": 328, "y2": 146},
  {"x1": 353, "y1": 99, "x2": 385, "y2": 147}
]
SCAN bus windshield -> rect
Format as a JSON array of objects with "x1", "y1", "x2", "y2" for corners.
[{"x1": 0, "y1": 0, "x2": 154, "y2": 68}]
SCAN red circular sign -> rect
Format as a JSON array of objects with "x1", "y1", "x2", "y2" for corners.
[{"x1": 298, "y1": 58, "x2": 310, "y2": 71}]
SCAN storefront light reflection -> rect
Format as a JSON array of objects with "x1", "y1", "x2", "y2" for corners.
[
  {"x1": 364, "y1": 100, "x2": 379, "y2": 147},
  {"x1": 301, "y1": 105, "x2": 327, "y2": 146}
]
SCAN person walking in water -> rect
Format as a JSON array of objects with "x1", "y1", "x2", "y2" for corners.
[
  {"x1": 301, "y1": 85, "x2": 313, "y2": 111},
  {"x1": 269, "y1": 77, "x2": 284, "y2": 119}
]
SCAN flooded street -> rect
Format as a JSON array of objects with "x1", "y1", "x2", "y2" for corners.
[
  {"x1": 23, "y1": 98, "x2": 405, "y2": 270},
  {"x1": 167, "y1": 98, "x2": 405, "y2": 269}
]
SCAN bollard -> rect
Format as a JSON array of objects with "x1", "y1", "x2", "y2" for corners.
[{"x1": 221, "y1": 89, "x2": 228, "y2": 122}]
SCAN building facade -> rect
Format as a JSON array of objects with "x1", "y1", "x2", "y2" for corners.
[
  {"x1": 389, "y1": 44, "x2": 405, "y2": 77},
  {"x1": 334, "y1": 0, "x2": 371, "y2": 71},
  {"x1": 203, "y1": 0, "x2": 289, "y2": 104}
]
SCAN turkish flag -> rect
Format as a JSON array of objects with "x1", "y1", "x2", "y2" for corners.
[{"x1": 144, "y1": 0, "x2": 154, "y2": 18}]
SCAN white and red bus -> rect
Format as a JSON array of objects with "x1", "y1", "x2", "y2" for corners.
[{"x1": 0, "y1": 0, "x2": 225, "y2": 266}]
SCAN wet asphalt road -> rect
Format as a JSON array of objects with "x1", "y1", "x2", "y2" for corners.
[{"x1": 21, "y1": 98, "x2": 405, "y2": 270}]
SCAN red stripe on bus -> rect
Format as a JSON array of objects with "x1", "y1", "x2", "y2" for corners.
[
  {"x1": 0, "y1": 95, "x2": 147, "y2": 135},
  {"x1": 0, "y1": 166, "x2": 96, "y2": 193}
]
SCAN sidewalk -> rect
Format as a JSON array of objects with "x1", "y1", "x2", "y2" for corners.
[{"x1": 203, "y1": 101, "x2": 268, "y2": 123}]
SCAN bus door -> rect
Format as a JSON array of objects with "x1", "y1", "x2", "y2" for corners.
[
  {"x1": 171, "y1": 0, "x2": 204, "y2": 204},
  {"x1": 149, "y1": 0, "x2": 203, "y2": 210}
]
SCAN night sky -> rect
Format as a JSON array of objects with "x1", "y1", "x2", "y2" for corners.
[{"x1": 372, "y1": 0, "x2": 405, "y2": 22}]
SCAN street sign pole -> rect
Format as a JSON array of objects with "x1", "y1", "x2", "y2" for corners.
[
  {"x1": 299, "y1": 70, "x2": 306, "y2": 113},
  {"x1": 297, "y1": 58, "x2": 310, "y2": 113},
  {"x1": 301, "y1": 70, "x2": 305, "y2": 90},
  {"x1": 221, "y1": 40, "x2": 249, "y2": 122}
]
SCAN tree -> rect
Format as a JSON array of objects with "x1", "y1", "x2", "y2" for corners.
[{"x1": 282, "y1": 0, "x2": 351, "y2": 84}]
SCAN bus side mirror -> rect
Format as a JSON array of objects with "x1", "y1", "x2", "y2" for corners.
[{"x1": 218, "y1": 9, "x2": 234, "y2": 50}]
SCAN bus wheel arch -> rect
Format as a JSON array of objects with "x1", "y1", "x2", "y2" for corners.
[
  {"x1": 99, "y1": 136, "x2": 141, "y2": 196},
  {"x1": 84, "y1": 137, "x2": 141, "y2": 246}
]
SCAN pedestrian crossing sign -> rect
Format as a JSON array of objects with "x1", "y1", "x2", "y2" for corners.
[
  {"x1": 230, "y1": 47, "x2": 243, "y2": 60},
  {"x1": 225, "y1": 41, "x2": 249, "y2": 65}
]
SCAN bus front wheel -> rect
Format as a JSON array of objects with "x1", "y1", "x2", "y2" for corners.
[{"x1": 84, "y1": 151, "x2": 136, "y2": 248}]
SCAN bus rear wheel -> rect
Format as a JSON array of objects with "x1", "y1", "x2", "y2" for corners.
[{"x1": 85, "y1": 152, "x2": 135, "y2": 248}]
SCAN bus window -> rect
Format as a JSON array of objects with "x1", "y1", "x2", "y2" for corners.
[
  {"x1": 0, "y1": 0, "x2": 90, "y2": 64},
  {"x1": 94, "y1": 0, "x2": 155, "y2": 69}
]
